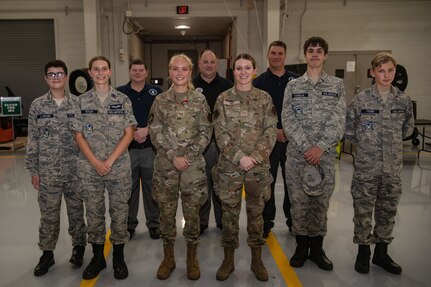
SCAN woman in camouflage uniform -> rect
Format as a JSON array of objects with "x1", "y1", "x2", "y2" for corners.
[
  {"x1": 212, "y1": 54, "x2": 277, "y2": 282},
  {"x1": 148, "y1": 54, "x2": 212, "y2": 280},
  {"x1": 74, "y1": 56, "x2": 136, "y2": 280}
]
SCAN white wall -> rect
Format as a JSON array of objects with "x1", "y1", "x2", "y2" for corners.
[
  {"x1": 281, "y1": 0, "x2": 431, "y2": 118},
  {"x1": 2, "y1": 0, "x2": 430, "y2": 117},
  {"x1": 143, "y1": 42, "x2": 223, "y2": 91},
  {"x1": 0, "y1": 0, "x2": 86, "y2": 81}
]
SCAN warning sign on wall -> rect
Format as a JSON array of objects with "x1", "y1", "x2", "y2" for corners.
[{"x1": 0, "y1": 97, "x2": 22, "y2": 116}]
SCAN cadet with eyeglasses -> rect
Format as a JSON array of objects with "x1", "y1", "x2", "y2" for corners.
[{"x1": 26, "y1": 60, "x2": 87, "y2": 277}]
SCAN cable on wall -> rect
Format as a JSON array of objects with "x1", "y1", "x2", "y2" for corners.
[
  {"x1": 222, "y1": 0, "x2": 249, "y2": 52},
  {"x1": 280, "y1": 0, "x2": 288, "y2": 42},
  {"x1": 253, "y1": 0, "x2": 265, "y2": 51}
]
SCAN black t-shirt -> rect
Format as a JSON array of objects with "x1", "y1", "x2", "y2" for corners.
[{"x1": 193, "y1": 73, "x2": 233, "y2": 112}]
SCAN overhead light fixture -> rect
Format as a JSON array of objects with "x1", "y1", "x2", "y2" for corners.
[{"x1": 175, "y1": 25, "x2": 190, "y2": 29}]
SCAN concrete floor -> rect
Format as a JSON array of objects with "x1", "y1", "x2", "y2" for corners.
[{"x1": 0, "y1": 145, "x2": 430, "y2": 287}]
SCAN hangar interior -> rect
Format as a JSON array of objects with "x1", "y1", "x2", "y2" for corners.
[{"x1": 0, "y1": 0, "x2": 430, "y2": 286}]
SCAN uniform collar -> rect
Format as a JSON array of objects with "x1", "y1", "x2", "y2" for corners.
[
  {"x1": 46, "y1": 90, "x2": 70, "y2": 102},
  {"x1": 301, "y1": 70, "x2": 330, "y2": 84},
  {"x1": 370, "y1": 84, "x2": 399, "y2": 102}
]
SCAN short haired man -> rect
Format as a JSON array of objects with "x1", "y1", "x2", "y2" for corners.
[
  {"x1": 253, "y1": 40, "x2": 298, "y2": 238},
  {"x1": 281, "y1": 37, "x2": 346, "y2": 271},
  {"x1": 193, "y1": 49, "x2": 233, "y2": 234},
  {"x1": 117, "y1": 59, "x2": 162, "y2": 240},
  {"x1": 26, "y1": 60, "x2": 87, "y2": 276},
  {"x1": 345, "y1": 53, "x2": 413, "y2": 274}
]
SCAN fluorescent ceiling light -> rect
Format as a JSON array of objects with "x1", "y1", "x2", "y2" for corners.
[{"x1": 175, "y1": 25, "x2": 190, "y2": 29}]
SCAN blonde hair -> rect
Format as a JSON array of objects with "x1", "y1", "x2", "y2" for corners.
[
  {"x1": 371, "y1": 52, "x2": 397, "y2": 70},
  {"x1": 168, "y1": 54, "x2": 195, "y2": 90}
]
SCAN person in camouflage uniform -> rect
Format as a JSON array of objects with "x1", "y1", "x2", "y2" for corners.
[
  {"x1": 193, "y1": 49, "x2": 233, "y2": 234},
  {"x1": 281, "y1": 37, "x2": 346, "y2": 271},
  {"x1": 212, "y1": 53, "x2": 277, "y2": 282},
  {"x1": 345, "y1": 53, "x2": 414, "y2": 275},
  {"x1": 26, "y1": 60, "x2": 87, "y2": 276},
  {"x1": 73, "y1": 56, "x2": 136, "y2": 280},
  {"x1": 148, "y1": 54, "x2": 212, "y2": 281}
]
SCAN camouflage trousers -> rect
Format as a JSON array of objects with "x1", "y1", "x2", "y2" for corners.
[
  {"x1": 213, "y1": 162, "x2": 271, "y2": 248},
  {"x1": 351, "y1": 171, "x2": 402, "y2": 245},
  {"x1": 285, "y1": 153, "x2": 336, "y2": 237},
  {"x1": 81, "y1": 176, "x2": 131, "y2": 245},
  {"x1": 38, "y1": 177, "x2": 86, "y2": 250},
  {"x1": 152, "y1": 155, "x2": 207, "y2": 246}
]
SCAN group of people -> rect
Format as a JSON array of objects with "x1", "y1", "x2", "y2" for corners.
[{"x1": 25, "y1": 36, "x2": 413, "y2": 282}]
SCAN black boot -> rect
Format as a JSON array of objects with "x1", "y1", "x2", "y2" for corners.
[
  {"x1": 355, "y1": 245, "x2": 370, "y2": 274},
  {"x1": 34, "y1": 251, "x2": 55, "y2": 276},
  {"x1": 70, "y1": 245, "x2": 85, "y2": 268},
  {"x1": 290, "y1": 236, "x2": 309, "y2": 268},
  {"x1": 113, "y1": 244, "x2": 128, "y2": 280},
  {"x1": 309, "y1": 236, "x2": 333, "y2": 271},
  {"x1": 372, "y1": 242, "x2": 402, "y2": 274},
  {"x1": 82, "y1": 244, "x2": 106, "y2": 280}
]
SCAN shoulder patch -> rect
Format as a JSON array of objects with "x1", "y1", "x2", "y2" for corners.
[{"x1": 149, "y1": 89, "x2": 158, "y2": 96}]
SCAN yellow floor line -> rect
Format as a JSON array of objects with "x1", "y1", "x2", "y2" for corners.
[
  {"x1": 0, "y1": 154, "x2": 25, "y2": 158},
  {"x1": 244, "y1": 185, "x2": 302, "y2": 286},
  {"x1": 79, "y1": 230, "x2": 112, "y2": 287},
  {"x1": 266, "y1": 232, "x2": 303, "y2": 287}
]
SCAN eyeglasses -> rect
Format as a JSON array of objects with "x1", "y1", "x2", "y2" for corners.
[{"x1": 46, "y1": 72, "x2": 66, "y2": 79}]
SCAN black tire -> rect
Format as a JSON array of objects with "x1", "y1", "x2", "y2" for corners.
[
  {"x1": 69, "y1": 69, "x2": 93, "y2": 95},
  {"x1": 392, "y1": 64, "x2": 408, "y2": 92},
  {"x1": 412, "y1": 138, "x2": 420, "y2": 146}
]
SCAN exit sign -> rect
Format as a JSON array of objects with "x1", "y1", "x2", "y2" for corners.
[{"x1": 176, "y1": 5, "x2": 189, "y2": 14}]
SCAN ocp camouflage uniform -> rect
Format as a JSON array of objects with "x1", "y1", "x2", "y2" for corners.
[
  {"x1": 282, "y1": 72, "x2": 346, "y2": 236},
  {"x1": 212, "y1": 87, "x2": 277, "y2": 248},
  {"x1": 25, "y1": 91, "x2": 86, "y2": 250},
  {"x1": 148, "y1": 88, "x2": 212, "y2": 246},
  {"x1": 345, "y1": 84, "x2": 413, "y2": 245},
  {"x1": 73, "y1": 87, "x2": 136, "y2": 245}
]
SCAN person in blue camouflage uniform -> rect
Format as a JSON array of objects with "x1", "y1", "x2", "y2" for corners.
[
  {"x1": 213, "y1": 53, "x2": 277, "y2": 282},
  {"x1": 148, "y1": 54, "x2": 212, "y2": 281},
  {"x1": 26, "y1": 60, "x2": 87, "y2": 276},
  {"x1": 282, "y1": 37, "x2": 346, "y2": 271},
  {"x1": 345, "y1": 53, "x2": 414, "y2": 275},
  {"x1": 117, "y1": 59, "x2": 162, "y2": 240},
  {"x1": 253, "y1": 40, "x2": 299, "y2": 237},
  {"x1": 73, "y1": 56, "x2": 136, "y2": 280}
]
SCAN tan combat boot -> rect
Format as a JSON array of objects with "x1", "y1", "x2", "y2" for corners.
[
  {"x1": 216, "y1": 247, "x2": 235, "y2": 281},
  {"x1": 186, "y1": 244, "x2": 200, "y2": 280},
  {"x1": 157, "y1": 244, "x2": 176, "y2": 280},
  {"x1": 250, "y1": 247, "x2": 268, "y2": 281}
]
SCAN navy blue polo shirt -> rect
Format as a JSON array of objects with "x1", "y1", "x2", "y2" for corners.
[
  {"x1": 193, "y1": 73, "x2": 233, "y2": 112},
  {"x1": 253, "y1": 66, "x2": 298, "y2": 129},
  {"x1": 116, "y1": 82, "x2": 162, "y2": 149}
]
